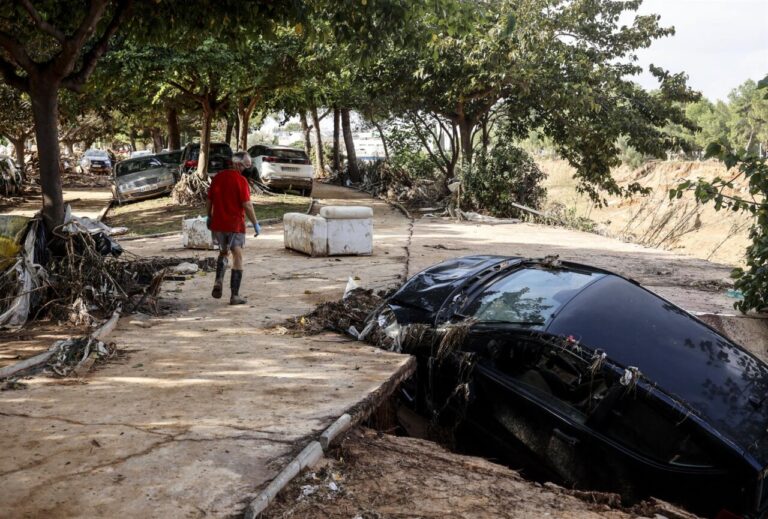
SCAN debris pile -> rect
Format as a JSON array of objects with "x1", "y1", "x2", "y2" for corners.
[
  {"x1": 46, "y1": 336, "x2": 116, "y2": 377},
  {"x1": 172, "y1": 172, "x2": 210, "y2": 206},
  {"x1": 24, "y1": 152, "x2": 112, "y2": 188},
  {"x1": 281, "y1": 288, "x2": 384, "y2": 335}
]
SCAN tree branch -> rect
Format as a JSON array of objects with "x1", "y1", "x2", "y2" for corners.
[
  {"x1": 167, "y1": 80, "x2": 205, "y2": 104},
  {"x1": 0, "y1": 30, "x2": 36, "y2": 72},
  {"x1": 18, "y1": 0, "x2": 66, "y2": 42},
  {"x1": 61, "y1": 0, "x2": 133, "y2": 91},
  {"x1": 0, "y1": 57, "x2": 30, "y2": 92}
]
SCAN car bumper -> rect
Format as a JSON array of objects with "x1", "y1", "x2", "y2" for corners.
[
  {"x1": 89, "y1": 166, "x2": 112, "y2": 174},
  {"x1": 261, "y1": 177, "x2": 313, "y2": 190},
  {"x1": 116, "y1": 183, "x2": 174, "y2": 202}
]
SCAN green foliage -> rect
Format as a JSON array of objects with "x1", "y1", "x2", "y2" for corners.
[
  {"x1": 616, "y1": 136, "x2": 646, "y2": 169},
  {"x1": 671, "y1": 77, "x2": 768, "y2": 312},
  {"x1": 386, "y1": 124, "x2": 438, "y2": 179},
  {"x1": 462, "y1": 143, "x2": 547, "y2": 218}
]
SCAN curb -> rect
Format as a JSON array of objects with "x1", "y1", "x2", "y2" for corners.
[{"x1": 243, "y1": 357, "x2": 416, "y2": 518}]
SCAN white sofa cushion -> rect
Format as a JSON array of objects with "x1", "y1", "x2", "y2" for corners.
[{"x1": 283, "y1": 213, "x2": 328, "y2": 257}]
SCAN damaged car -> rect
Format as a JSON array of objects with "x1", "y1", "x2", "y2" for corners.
[
  {"x1": 370, "y1": 255, "x2": 768, "y2": 518},
  {"x1": 112, "y1": 156, "x2": 175, "y2": 204}
]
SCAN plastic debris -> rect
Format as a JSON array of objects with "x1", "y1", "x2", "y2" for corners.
[{"x1": 343, "y1": 277, "x2": 361, "y2": 299}]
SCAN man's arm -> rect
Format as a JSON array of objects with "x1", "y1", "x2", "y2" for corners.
[{"x1": 243, "y1": 201, "x2": 259, "y2": 228}]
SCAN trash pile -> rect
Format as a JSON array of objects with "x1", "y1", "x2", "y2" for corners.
[
  {"x1": 0, "y1": 206, "x2": 212, "y2": 330},
  {"x1": 24, "y1": 151, "x2": 112, "y2": 188},
  {"x1": 46, "y1": 336, "x2": 116, "y2": 377}
]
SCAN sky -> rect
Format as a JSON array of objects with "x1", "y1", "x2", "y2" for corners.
[{"x1": 631, "y1": 0, "x2": 768, "y2": 101}]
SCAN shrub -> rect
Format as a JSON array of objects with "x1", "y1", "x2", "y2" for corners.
[{"x1": 462, "y1": 144, "x2": 547, "y2": 218}]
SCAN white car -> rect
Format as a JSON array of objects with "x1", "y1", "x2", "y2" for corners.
[
  {"x1": 79, "y1": 149, "x2": 112, "y2": 174},
  {"x1": 130, "y1": 150, "x2": 153, "y2": 159},
  {"x1": 246, "y1": 145, "x2": 313, "y2": 195}
]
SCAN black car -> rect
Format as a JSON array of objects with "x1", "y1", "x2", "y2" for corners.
[
  {"x1": 371, "y1": 255, "x2": 768, "y2": 518},
  {"x1": 178, "y1": 142, "x2": 233, "y2": 177},
  {"x1": 153, "y1": 150, "x2": 183, "y2": 182}
]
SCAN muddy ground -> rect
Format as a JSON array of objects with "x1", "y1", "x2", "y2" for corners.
[{"x1": 263, "y1": 428, "x2": 698, "y2": 519}]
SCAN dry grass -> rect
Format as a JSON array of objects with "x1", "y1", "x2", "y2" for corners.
[{"x1": 105, "y1": 192, "x2": 308, "y2": 237}]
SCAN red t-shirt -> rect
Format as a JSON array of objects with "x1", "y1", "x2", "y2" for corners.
[{"x1": 208, "y1": 169, "x2": 250, "y2": 233}]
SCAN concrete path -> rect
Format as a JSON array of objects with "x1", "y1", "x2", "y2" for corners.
[
  {"x1": 0, "y1": 184, "x2": 762, "y2": 518},
  {"x1": 0, "y1": 184, "x2": 412, "y2": 518}
]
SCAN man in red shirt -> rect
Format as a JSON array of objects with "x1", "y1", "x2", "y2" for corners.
[{"x1": 207, "y1": 151, "x2": 261, "y2": 305}]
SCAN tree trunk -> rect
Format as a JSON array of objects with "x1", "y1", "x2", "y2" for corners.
[
  {"x1": 341, "y1": 108, "x2": 359, "y2": 182},
  {"x1": 198, "y1": 103, "x2": 213, "y2": 177},
  {"x1": 64, "y1": 141, "x2": 74, "y2": 156},
  {"x1": 10, "y1": 136, "x2": 26, "y2": 171},
  {"x1": 237, "y1": 98, "x2": 257, "y2": 151},
  {"x1": 300, "y1": 112, "x2": 312, "y2": 158},
  {"x1": 458, "y1": 117, "x2": 473, "y2": 166},
  {"x1": 30, "y1": 80, "x2": 64, "y2": 230},
  {"x1": 233, "y1": 116, "x2": 240, "y2": 150},
  {"x1": 224, "y1": 114, "x2": 234, "y2": 147},
  {"x1": 151, "y1": 127, "x2": 163, "y2": 153},
  {"x1": 311, "y1": 107, "x2": 325, "y2": 176},
  {"x1": 332, "y1": 106, "x2": 341, "y2": 171},
  {"x1": 129, "y1": 129, "x2": 137, "y2": 152},
  {"x1": 372, "y1": 119, "x2": 389, "y2": 160},
  {"x1": 166, "y1": 106, "x2": 180, "y2": 150}
]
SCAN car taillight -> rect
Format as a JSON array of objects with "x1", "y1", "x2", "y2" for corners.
[
  {"x1": 263, "y1": 156, "x2": 277, "y2": 163},
  {"x1": 302, "y1": 158, "x2": 311, "y2": 164},
  {"x1": 185, "y1": 160, "x2": 198, "y2": 169}
]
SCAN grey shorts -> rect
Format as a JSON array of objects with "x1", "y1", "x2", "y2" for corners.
[{"x1": 213, "y1": 232, "x2": 245, "y2": 251}]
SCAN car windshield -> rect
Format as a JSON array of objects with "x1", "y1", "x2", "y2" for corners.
[
  {"x1": 85, "y1": 150, "x2": 107, "y2": 158},
  {"x1": 157, "y1": 151, "x2": 181, "y2": 165},
  {"x1": 188, "y1": 144, "x2": 232, "y2": 161},
  {"x1": 266, "y1": 148, "x2": 307, "y2": 160},
  {"x1": 466, "y1": 267, "x2": 602, "y2": 326},
  {"x1": 116, "y1": 158, "x2": 163, "y2": 177}
]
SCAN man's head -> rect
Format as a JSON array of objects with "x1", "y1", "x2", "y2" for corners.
[{"x1": 232, "y1": 151, "x2": 252, "y2": 172}]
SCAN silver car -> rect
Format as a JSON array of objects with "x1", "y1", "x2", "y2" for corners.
[{"x1": 112, "y1": 156, "x2": 175, "y2": 204}]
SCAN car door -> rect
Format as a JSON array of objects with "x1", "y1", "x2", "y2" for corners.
[{"x1": 462, "y1": 328, "x2": 602, "y2": 485}]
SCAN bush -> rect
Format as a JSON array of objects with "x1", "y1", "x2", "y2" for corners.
[{"x1": 462, "y1": 144, "x2": 547, "y2": 218}]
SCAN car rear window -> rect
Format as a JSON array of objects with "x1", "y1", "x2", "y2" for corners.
[
  {"x1": 466, "y1": 268, "x2": 602, "y2": 326},
  {"x1": 116, "y1": 158, "x2": 162, "y2": 177},
  {"x1": 266, "y1": 148, "x2": 308, "y2": 160}
]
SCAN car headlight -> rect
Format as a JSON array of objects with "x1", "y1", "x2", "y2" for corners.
[{"x1": 118, "y1": 183, "x2": 132, "y2": 192}]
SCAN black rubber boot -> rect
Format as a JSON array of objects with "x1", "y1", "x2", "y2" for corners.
[
  {"x1": 230, "y1": 269, "x2": 246, "y2": 305},
  {"x1": 212, "y1": 256, "x2": 227, "y2": 299}
]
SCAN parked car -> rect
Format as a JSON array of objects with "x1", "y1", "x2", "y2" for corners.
[
  {"x1": 178, "y1": 142, "x2": 233, "y2": 177},
  {"x1": 0, "y1": 155, "x2": 22, "y2": 196},
  {"x1": 246, "y1": 144, "x2": 313, "y2": 195},
  {"x1": 79, "y1": 149, "x2": 112, "y2": 174},
  {"x1": 370, "y1": 255, "x2": 768, "y2": 518},
  {"x1": 129, "y1": 149, "x2": 153, "y2": 159},
  {"x1": 112, "y1": 156, "x2": 175, "y2": 204},
  {"x1": 153, "y1": 150, "x2": 183, "y2": 181}
]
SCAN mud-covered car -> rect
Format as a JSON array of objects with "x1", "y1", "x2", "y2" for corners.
[
  {"x1": 246, "y1": 144, "x2": 313, "y2": 195},
  {"x1": 112, "y1": 156, "x2": 175, "y2": 204},
  {"x1": 79, "y1": 149, "x2": 112, "y2": 174},
  {"x1": 372, "y1": 255, "x2": 768, "y2": 517}
]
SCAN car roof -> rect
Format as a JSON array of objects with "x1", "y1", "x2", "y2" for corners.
[{"x1": 392, "y1": 255, "x2": 768, "y2": 467}]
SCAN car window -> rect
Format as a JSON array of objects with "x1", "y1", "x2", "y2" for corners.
[
  {"x1": 266, "y1": 148, "x2": 308, "y2": 160},
  {"x1": 209, "y1": 144, "x2": 233, "y2": 157},
  {"x1": 599, "y1": 395, "x2": 715, "y2": 467},
  {"x1": 116, "y1": 158, "x2": 162, "y2": 177},
  {"x1": 466, "y1": 268, "x2": 602, "y2": 326}
]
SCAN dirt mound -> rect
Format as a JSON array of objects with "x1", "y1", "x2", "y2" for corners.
[
  {"x1": 540, "y1": 159, "x2": 753, "y2": 267},
  {"x1": 263, "y1": 427, "x2": 699, "y2": 519}
]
